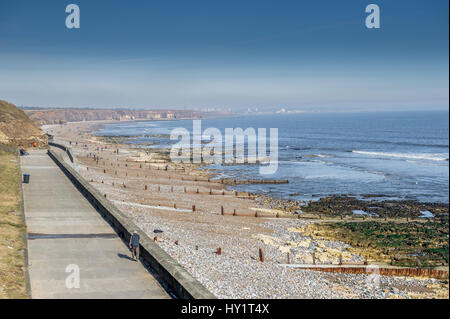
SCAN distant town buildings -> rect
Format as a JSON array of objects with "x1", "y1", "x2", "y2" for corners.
[{"x1": 24, "y1": 109, "x2": 207, "y2": 125}]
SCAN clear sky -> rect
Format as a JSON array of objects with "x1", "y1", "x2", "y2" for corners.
[{"x1": 0, "y1": 0, "x2": 448, "y2": 111}]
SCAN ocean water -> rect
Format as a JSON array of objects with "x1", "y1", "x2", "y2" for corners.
[{"x1": 95, "y1": 111, "x2": 449, "y2": 203}]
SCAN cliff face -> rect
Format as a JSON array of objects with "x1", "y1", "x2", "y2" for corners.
[
  {"x1": 25, "y1": 109, "x2": 204, "y2": 125},
  {"x1": 0, "y1": 100, "x2": 48, "y2": 148}
]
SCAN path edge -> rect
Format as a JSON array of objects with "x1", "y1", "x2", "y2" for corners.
[{"x1": 17, "y1": 148, "x2": 32, "y2": 298}]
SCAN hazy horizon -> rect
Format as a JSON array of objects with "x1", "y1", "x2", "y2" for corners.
[{"x1": 1, "y1": 0, "x2": 448, "y2": 111}]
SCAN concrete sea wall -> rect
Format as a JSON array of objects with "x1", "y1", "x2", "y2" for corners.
[{"x1": 47, "y1": 148, "x2": 215, "y2": 299}]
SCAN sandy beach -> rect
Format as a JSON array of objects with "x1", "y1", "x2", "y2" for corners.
[{"x1": 42, "y1": 121, "x2": 449, "y2": 299}]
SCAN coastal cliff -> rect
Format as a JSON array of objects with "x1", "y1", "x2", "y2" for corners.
[
  {"x1": 0, "y1": 100, "x2": 48, "y2": 148},
  {"x1": 24, "y1": 109, "x2": 216, "y2": 125}
]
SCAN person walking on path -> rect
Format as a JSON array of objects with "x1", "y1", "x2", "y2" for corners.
[{"x1": 129, "y1": 230, "x2": 140, "y2": 261}]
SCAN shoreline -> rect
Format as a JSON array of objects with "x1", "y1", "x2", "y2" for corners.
[
  {"x1": 42, "y1": 120, "x2": 449, "y2": 299},
  {"x1": 89, "y1": 118, "x2": 450, "y2": 206}
]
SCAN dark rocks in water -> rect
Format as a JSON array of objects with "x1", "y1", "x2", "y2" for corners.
[
  {"x1": 301, "y1": 195, "x2": 449, "y2": 219},
  {"x1": 222, "y1": 178, "x2": 289, "y2": 185}
]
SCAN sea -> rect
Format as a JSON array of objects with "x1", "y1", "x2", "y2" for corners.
[{"x1": 95, "y1": 111, "x2": 449, "y2": 204}]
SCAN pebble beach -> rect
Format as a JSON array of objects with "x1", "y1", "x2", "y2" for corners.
[{"x1": 43, "y1": 121, "x2": 449, "y2": 299}]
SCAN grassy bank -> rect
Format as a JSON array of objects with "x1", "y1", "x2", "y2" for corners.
[
  {"x1": 303, "y1": 220, "x2": 449, "y2": 268},
  {"x1": 0, "y1": 149, "x2": 27, "y2": 298}
]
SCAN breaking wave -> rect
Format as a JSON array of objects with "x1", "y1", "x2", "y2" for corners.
[{"x1": 352, "y1": 151, "x2": 449, "y2": 162}]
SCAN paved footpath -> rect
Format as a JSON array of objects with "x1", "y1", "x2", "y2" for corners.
[{"x1": 21, "y1": 150, "x2": 170, "y2": 298}]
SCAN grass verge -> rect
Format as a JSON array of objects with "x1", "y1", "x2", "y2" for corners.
[{"x1": 0, "y1": 149, "x2": 27, "y2": 298}]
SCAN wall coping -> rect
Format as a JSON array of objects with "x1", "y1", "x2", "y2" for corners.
[{"x1": 48, "y1": 142, "x2": 74, "y2": 163}]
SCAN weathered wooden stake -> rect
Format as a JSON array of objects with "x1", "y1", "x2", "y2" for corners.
[{"x1": 259, "y1": 248, "x2": 264, "y2": 262}]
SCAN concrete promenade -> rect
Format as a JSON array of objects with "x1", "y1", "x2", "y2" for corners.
[{"x1": 21, "y1": 150, "x2": 170, "y2": 298}]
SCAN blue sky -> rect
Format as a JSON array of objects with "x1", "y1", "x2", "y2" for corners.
[{"x1": 0, "y1": 0, "x2": 448, "y2": 111}]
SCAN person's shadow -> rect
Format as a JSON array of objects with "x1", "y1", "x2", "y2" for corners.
[{"x1": 118, "y1": 253, "x2": 134, "y2": 261}]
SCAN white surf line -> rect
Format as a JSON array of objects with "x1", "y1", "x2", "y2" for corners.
[{"x1": 111, "y1": 200, "x2": 191, "y2": 213}]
